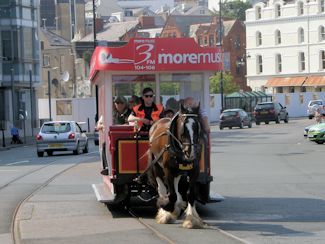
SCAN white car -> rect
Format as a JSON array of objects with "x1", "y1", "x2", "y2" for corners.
[
  {"x1": 307, "y1": 100, "x2": 325, "y2": 119},
  {"x1": 36, "y1": 121, "x2": 88, "y2": 157}
]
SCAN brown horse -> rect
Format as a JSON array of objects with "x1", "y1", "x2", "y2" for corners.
[{"x1": 147, "y1": 102, "x2": 203, "y2": 228}]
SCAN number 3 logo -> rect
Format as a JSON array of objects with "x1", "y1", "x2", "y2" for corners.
[{"x1": 135, "y1": 44, "x2": 154, "y2": 65}]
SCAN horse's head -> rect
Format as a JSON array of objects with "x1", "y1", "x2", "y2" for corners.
[{"x1": 176, "y1": 102, "x2": 202, "y2": 161}]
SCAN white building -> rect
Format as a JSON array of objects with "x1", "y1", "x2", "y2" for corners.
[{"x1": 245, "y1": 0, "x2": 325, "y2": 93}]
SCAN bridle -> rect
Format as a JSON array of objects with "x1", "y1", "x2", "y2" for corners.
[{"x1": 177, "y1": 113, "x2": 201, "y2": 150}]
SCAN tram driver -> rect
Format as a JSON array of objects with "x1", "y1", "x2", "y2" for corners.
[{"x1": 128, "y1": 87, "x2": 164, "y2": 132}]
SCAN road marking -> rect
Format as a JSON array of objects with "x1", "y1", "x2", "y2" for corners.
[
  {"x1": 0, "y1": 170, "x2": 18, "y2": 172},
  {"x1": 6, "y1": 160, "x2": 29, "y2": 166}
]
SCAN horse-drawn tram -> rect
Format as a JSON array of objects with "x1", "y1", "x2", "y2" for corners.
[{"x1": 91, "y1": 38, "x2": 224, "y2": 228}]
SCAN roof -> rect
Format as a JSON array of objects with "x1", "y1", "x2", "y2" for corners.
[
  {"x1": 226, "y1": 91, "x2": 270, "y2": 98},
  {"x1": 303, "y1": 76, "x2": 325, "y2": 87},
  {"x1": 265, "y1": 76, "x2": 307, "y2": 87},
  {"x1": 138, "y1": 27, "x2": 163, "y2": 37},
  {"x1": 164, "y1": 15, "x2": 214, "y2": 37},
  {"x1": 79, "y1": 20, "x2": 139, "y2": 42},
  {"x1": 40, "y1": 28, "x2": 70, "y2": 46}
]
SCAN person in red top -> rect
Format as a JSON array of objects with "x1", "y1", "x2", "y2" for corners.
[{"x1": 128, "y1": 87, "x2": 164, "y2": 132}]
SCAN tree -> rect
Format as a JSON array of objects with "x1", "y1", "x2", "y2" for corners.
[
  {"x1": 209, "y1": 72, "x2": 240, "y2": 94},
  {"x1": 219, "y1": 0, "x2": 252, "y2": 21}
]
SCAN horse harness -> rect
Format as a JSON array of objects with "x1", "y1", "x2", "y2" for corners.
[{"x1": 149, "y1": 112, "x2": 201, "y2": 171}]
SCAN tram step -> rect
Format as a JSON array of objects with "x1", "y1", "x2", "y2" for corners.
[
  {"x1": 208, "y1": 192, "x2": 225, "y2": 203},
  {"x1": 92, "y1": 183, "x2": 115, "y2": 203}
]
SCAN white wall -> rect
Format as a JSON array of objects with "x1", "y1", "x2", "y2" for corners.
[{"x1": 245, "y1": 0, "x2": 325, "y2": 91}]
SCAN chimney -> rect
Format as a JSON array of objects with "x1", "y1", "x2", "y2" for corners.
[
  {"x1": 95, "y1": 18, "x2": 104, "y2": 32},
  {"x1": 139, "y1": 16, "x2": 156, "y2": 28}
]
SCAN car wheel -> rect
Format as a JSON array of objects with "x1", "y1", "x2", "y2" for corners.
[
  {"x1": 94, "y1": 139, "x2": 99, "y2": 146},
  {"x1": 265, "y1": 121, "x2": 269, "y2": 124},
  {"x1": 315, "y1": 141, "x2": 324, "y2": 144},
  {"x1": 275, "y1": 116, "x2": 280, "y2": 124},
  {"x1": 308, "y1": 115, "x2": 313, "y2": 120},
  {"x1": 83, "y1": 141, "x2": 89, "y2": 153},
  {"x1": 284, "y1": 115, "x2": 289, "y2": 123},
  {"x1": 219, "y1": 126, "x2": 223, "y2": 130},
  {"x1": 73, "y1": 143, "x2": 79, "y2": 155},
  {"x1": 47, "y1": 151, "x2": 53, "y2": 156},
  {"x1": 239, "y1": 121, "x2": 244, "y2": 129},
  {"x1": 37, "y1": 152, "x2": 44, "y2": 157},
  {"x1": 248, "y1": 121, "x2": 252, "y2": 128},
  {"x1": 229, "y1": 127, "x2": 232, "y2": 129},
  {"x1": 256, "y1": 121, "x2": 260, "y2": 125}
]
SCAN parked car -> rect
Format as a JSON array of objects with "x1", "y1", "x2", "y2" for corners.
[
  {"x1": 307, "y1": 100, "x2": 325, "y2": 119},
  {"x1": 307, "y1": 123, "x2": 325, "y2": 144},
  {"x1": 36, "y1": 121, "x2": 88, "y2": 157},
  {"x1": 253, "y1": 102, "x2": 289, "y2": 125},
  {"x1": 219, "y1": 108, "x2": 252, "y2": 130}
]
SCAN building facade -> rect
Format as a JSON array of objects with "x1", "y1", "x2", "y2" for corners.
[
  {"x1": 0, "y1": 0, "x2": 40, "y2": 134},
  {"x1": 245, "y1": 0, "x2": 325, "y2": 93}
]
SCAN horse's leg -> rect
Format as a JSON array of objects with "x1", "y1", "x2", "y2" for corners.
[
  {"x1": 182, "y1": 168, "x2": 204, "y2": 229},
  {"x1": 156, "y1": 176, "x2": 177, "y2": 224},
  {"x1": 174, "y1": 175, "x2": 187, "y2": 212}
]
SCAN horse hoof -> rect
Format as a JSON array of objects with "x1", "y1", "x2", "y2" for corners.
[
  {"x1": 182, "y1": 216, "x2": 204, "y2": 229},
  {"x1": 156, "y1": 208, "x2": 176, "y2": 224}
]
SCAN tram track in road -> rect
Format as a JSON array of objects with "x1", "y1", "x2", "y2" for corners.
[
  {"x1": 126, "y1": 206, "x2": 250, "y2": 244},
  {"x1": 1, "y1": 152, "x2": 99, "y2": 244}
]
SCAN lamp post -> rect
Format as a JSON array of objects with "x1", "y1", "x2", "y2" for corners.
[
  {"x1": 92, "y1": 0, "x2": 99, "y2": 123},
  {"x1": 29, "y1": 67, "x2": 34, "y2": 137},
  {"x1": 48, "y1": 70, "x2": 52, "y2": 121},
  {"x1": 219, "y1": 0, "x2": 224, "y2": 112},
  {"x1": 11, "y1": 66, "x2": 15, "y2": 125}
]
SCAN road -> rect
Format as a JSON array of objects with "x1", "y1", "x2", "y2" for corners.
[{"x1": 0, "y1": 118, "x2": 325, "y2": 243}]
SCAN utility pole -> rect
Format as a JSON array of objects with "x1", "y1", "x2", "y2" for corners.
[
  {"x1": 93, "y1": 0, "x2": 98, "y2": 122},
  {"x1": 219, "y1": 0, "x2": 224, "y2": 112},
  {"x1": 29, "y1": 68, "x2": 34, "y2": 136},
  {"x1": 48, "y1": 70, "x2": 52, "y2": 121}
]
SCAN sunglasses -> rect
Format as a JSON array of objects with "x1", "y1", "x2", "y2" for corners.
[{"x1": 144, "y1": 94, "x2": 154, "y2": 98}]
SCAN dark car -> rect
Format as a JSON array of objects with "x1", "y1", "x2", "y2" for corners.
[
  {"x1": 254, "y1": 102, "x2": 289, "y2": 125},
  {"x1": 219, "y1": 108, "x2": 252, "y2": 130}
]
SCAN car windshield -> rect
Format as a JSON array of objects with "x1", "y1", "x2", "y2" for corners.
[
  {"x1": 255, "y1": 103, "x2": 274, "y2": 110},
  {"x1": 310, "y1": 101, "x2": 322, "y2": 106},
  {"x1": 41, "y1": 123, "x2": 71, "y2": 133},
  {"x1": 223, "y1": 111, "x2": 238, "y2": 116}
]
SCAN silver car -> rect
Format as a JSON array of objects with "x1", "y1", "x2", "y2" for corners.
[
  {"x1": 307, "y1": 100, "x2": 325, "y2": 119},
  {"x1": 36, "y1": 121, "x2": 88, "y2": 157}
]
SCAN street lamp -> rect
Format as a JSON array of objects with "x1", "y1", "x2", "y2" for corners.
[
  {"x1": 48, "y1": 70, "x2": 52, "y2": 121},
  {"x1": 29, "y1": 65, "x2": 34, "y2": 137},
  {"x1": 219, "y1": 0, "x2": 224, "y2": 112},
  {"x1": 92, "y1": 0, "x2": 99, "y2": 123}
]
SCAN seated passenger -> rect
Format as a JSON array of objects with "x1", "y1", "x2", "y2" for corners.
[
  {"x1": 128, "y1": 87, "x2": 164, "y2": 132},
  {"x1": 128, "y1": 95, "x2": 140, "y2": 109},
  {"x1": 113, "y1": 96, "x2": 131, "y2": 125}
]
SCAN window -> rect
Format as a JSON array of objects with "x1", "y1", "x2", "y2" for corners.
[
  {"x1": 256, "y1": 6, "x2": 262, "y2": 19},
  {"x1": 43, "y1": 55, "x2": 50, "y2": 67},
  {"x1": 275, "y1": 4, "x2": 281, "y2": 17},
  {"x1": 319, "y1": 0, "x2": 325, "y2": 12},
  {"x1": 297, "y1": 1, "x2": 304, "y2": 15},
  {"x1": 257, "y1": 55, "x2": 263, "y2": 73},
  {"x1": 299, "y1": 52, "x2": 305, "y2": 71},
  {"x1": 320, "y1": 50, "x2": 325, "y2": 69},
  {"x1": 275, "y1": 30, "x2": 281, "y2": 45},
  {"x1": 319, "y1": 26, "x2": 325, "y2": 41},
  {"x1": 298, "y1": 28, "x2": 304, "y2": 43},
  {"x1": 256, "y1": 31, "x2": 262, "y2": 46},
  {"x1": 276, "y1": 54, "x2": 282, "y2": 73}
]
